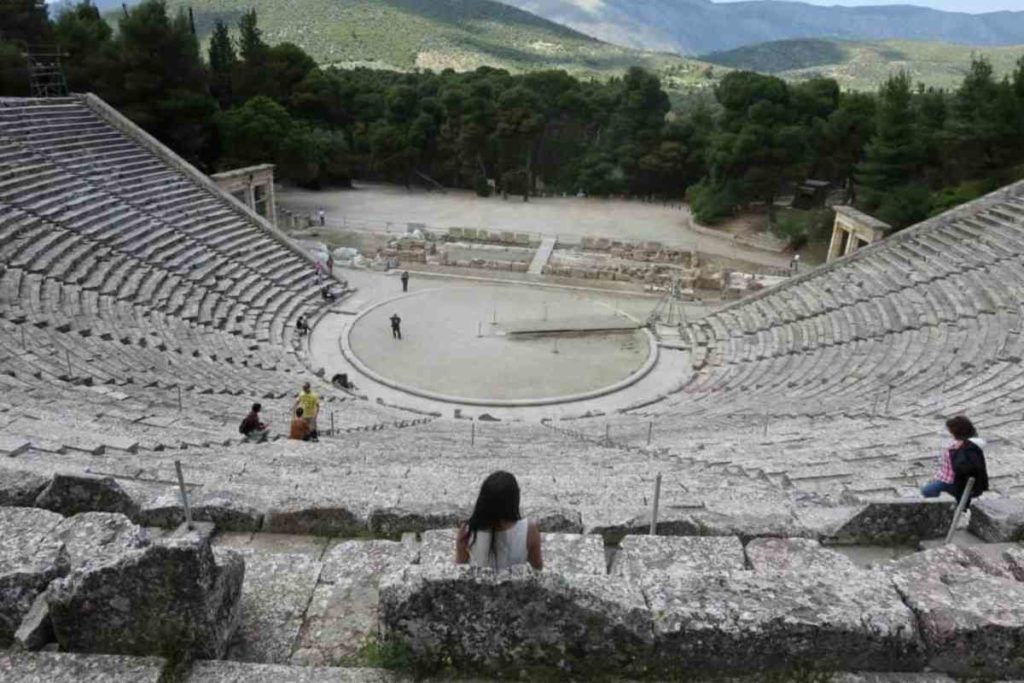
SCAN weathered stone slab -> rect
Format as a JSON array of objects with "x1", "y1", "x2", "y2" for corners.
[
  {"x1": 530, "y1": 506, "x2": 584, "y2": 534},
  {"x1": 366, "y1": 503, "x2": 468, "y2": 539},
  {"x1": 188, "y1": 661, "x2": 402, "y2": 682},
  {"x1": 263, "y1": 499, "x2": 365, "y2": 537},
  {"x1": 645, "y1": 569, "x2": 925, "y2": 675},
  {"x1": 380, "y1": 565, "x2": 653, "y2": 676},
  {"x1": 218, "y1": 550, "x2": 322, "y2": 664},
  {"x1": 34, "y1": 473, "x2": 140, "y2": 518},
  {"x1": 419, "y1": 529, "x2": 605, "y2": 576},
  {"x1": 1004, "y1": 546, "x2": 1024, "y2": 582},
  {"x1": 612, "y1": 535, "x2": 745, "y2": 579},
  {"x1": 140, "y1": 489, "x2": 264, "y2": 532},
  {"x1": 746, "y1": 537, "x2": 859, "y2": 573},
  {"x1": 292, "y1": 541, "x2": 415, "y2": 666},
  {"x1": 0, "y1": 469, "x2": 49, "y2": 507},
  {"x1": 888, "y1": 545, "x2": 1024, "y2": 677},
  {"x1": 0, "y1": 507, "x2": 68, "y2": 647},
  {"x1": 53, "y1": 512, "x2": 150, "y2": 570},
  {"x1": 47, "y1": 523, "x2": 244, "y2": 659},
  {"x1": 12, "y1": 592, "x2": 51, "y2": 650},
  {"x1": 968, "y1": 496, "x2": 1024, "y2": 542},
  {"x1": 828, "y1": 499, "x2": 954, "y2": 545},
  {"x1": 0, "y1": 652, "x2": 166, "y2": 682}
]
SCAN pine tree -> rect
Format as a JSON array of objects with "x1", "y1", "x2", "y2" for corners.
[{"x1": 207, "y1": 19, "x2": 236, "y2": 107}]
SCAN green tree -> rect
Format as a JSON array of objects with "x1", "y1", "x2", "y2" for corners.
[
  {"x1": 0, "y1": 0, "x2": 52, "y2": 44},
  {"x1": 53, "y1": 1, "x2": 116, "y2": 94},
  {"x1": 111, "y1": 0, "x2": 217, "y2": 166},
  {"x1": 207, "y1": 19, "x2": 236, "y2": 107},
  {"x1": 856, "y1": 72, "x2": 925, "y2": 227},
  {"x1": 496, "y1": 85, "x2": 544, "y2": 200},
  {"x1": 949, "y1": 57, "x2": 1020, "y2": 179}
]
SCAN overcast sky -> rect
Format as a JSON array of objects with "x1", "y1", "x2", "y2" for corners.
[{"x1": 714, "y1": 0, "x2": 1023, "y2": 12}]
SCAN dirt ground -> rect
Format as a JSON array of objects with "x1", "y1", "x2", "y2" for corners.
[{"x1": 278, "y1": 182, "x2": 792, "y2": 270}]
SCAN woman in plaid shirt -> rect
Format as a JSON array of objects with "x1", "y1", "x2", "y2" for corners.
[{"x1": 921, "y1": 416, "x2": 985, "y2": 500}]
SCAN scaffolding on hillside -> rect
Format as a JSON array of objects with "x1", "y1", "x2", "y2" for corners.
[{"x1": 26, "y1": 45, "x2": 69, "y2": 98}]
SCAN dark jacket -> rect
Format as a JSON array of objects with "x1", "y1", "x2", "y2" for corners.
[{"x1": 951, "y1": 437, "x2": 989, "y2": 503}]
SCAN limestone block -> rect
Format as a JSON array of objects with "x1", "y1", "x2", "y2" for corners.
[
  {"x1": 13, "y1": 592, "x2": 51, "y2": 650},
  {"x1": 188, "y1": 661, "x2": 403, "y2": 682},
  {"x1": 419, "y1": 529, "x2": 605, "y2": 576},
  {"x1": 611, "y1": 535, "x2": 745, "y2": 579},
  {"x1": 0, "y1": 652, "x2": 166, "y2": 682},
  {"x1": 888, "y1": 545, "x2": 1024, "y2": 677},
  {"x1": 218, "y1": 550, "x2": 322, "y2": 664},
  {"x1": 828, "y1": 499, "x2": 954, "y2": 545},
  {"x1": 263, "y1": 498, "x2": 366, "y2": 537},
  {"x1": 0, "y1": 469, "x2": 49, "y2": 507},
  {"x1": 367, "y1": 503, "x2": 469, "y2": 540},
  {"x1": 746, "y1": 537, "x2": 859, "y2": 573},
  {"x1": 53, "y1": 512, "x2": 150, "y2": 570},
  {"x1": 1004, "y1": 546, "x2": 1024, "y2": 582},
  {"x1": 34, "y1": 473, "x2": 140, "y2": 519},
  {"x1": 968, "y1": 496, "x2": 1024, "y2": 542},
  {"x1": 47, "y1": 524, "x2": 244, "y2": 659},
  {"x1": 645, "y1": 569, "x2": 924, "y2": 675},
  {"x1": 530, "y1": 506, "x2": 583, "y2": 534},
  {"x1": 380, "y1": 565, "x2": 653, "y2": 676},
  {"x1": 0, "y1": 507, "x2": 68, "y2": 647},
  {"x1": 139, "y1": 489, "x2": 264, "y2": 532},
  {"x1": 293, "y1": 541, "x2": 415, "y2": 665}
]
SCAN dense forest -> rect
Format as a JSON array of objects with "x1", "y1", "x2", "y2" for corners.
[{"x1": 3, "y1": 0, "x2": 1024, "y2": 241}]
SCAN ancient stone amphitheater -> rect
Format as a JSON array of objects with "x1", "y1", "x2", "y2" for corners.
[{"x1": 2, "y1": 95, "x2": 1024, "y2": 682}]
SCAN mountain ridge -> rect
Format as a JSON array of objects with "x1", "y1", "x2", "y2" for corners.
[{"x1": 497, "y1": 0, "x2": 1024, "y2": 55}]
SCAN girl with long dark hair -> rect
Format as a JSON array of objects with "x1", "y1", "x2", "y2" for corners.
[{"x1": 456, "y1": 471, "x2": 543, "y2": 570}]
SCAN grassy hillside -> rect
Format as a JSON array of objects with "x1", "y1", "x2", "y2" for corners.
[
  {"x1": 703, "y1": 38, "x2": 1024, "y2": 91},
  {"x1": 156, "y1": 0, "x2": 718, "y2": 93}
]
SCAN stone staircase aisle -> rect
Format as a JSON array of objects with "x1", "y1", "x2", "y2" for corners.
[{"x1": 527, "y1": 237, "x2": 557, "y2": 275}]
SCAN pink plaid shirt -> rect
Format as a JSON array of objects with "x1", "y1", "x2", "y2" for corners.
[{"x1": 935, "y1": 441, "x2": 960, "y2": 484}]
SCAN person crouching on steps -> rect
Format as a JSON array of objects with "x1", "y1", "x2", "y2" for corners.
[{"x1": 921, "y1": 415, "x2": 989, "y2": 506}]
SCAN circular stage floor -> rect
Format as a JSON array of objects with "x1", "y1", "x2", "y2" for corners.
[{"x1": 346, "y1": 285, "x2": 654, "y2": 404}]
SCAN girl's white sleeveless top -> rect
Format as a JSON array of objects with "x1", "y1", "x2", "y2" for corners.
[{"x1": 467, "y1": 518, "x2": 529, "y2": 570}]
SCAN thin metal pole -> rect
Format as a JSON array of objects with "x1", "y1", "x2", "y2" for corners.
[
  {"x1": 885, "y1": 384, "x2": 894, "y2": 415},
  {"x1": 763, "y1": 411, "x2": 769, "y2": 436},
  {"x1": 65, "y1": 349, "x2": 71, "y2": 376},
  {"x1": 331, "y1": 411, "x2": 335, "y2": 437},
  {"x1": 177, "y1": 385, "x2": 182, "y2": 412},
  {"x1": 471, "y1": 421, "x2": 476, "y2": 447},
  {"x1": 477, "y1": 322, "x2": 482, "y2": 338},
  {"x1": 174, "y1": 460, "x2": 194, "y2": 531},
  {"x1": 649, "y1": 473, "x2": 662, "y2": 535},
  {"x1": 605, "y1": 424, "x2": 610, "y2": 445},
  {"x1": 21, "y1": 326, "x2": 26, "y2": 348},
  {"x1": 945, "y1": 477, "x2": 975, "y2": 544},
  {"x1": 647, "y1": 421, "x2": 653, "y2": 446}
]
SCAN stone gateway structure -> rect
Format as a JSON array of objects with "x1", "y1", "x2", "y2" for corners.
[
  {"x1": 828, "y1": 204, "x2": 891, "y2": 262},
  {"x1": 4, "y1": 93, "x2": 1024, "y2": 680},
  {"x1": 211, "y1": 164, "x2": 278, "y2": 227}
]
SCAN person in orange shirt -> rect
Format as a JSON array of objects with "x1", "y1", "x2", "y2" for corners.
[{"x1": 289, "y1": 407, "x2": 311, "y2": 441}]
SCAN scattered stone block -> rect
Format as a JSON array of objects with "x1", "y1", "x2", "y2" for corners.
[
  {"x1": 47, "y1": 523, "x2": 244, "y2": 659},
  {"x1": 12, "y1": 592, "x2": 52, "y2": 650},
  {"x1": 53, "y1": 512, "x2": 150, "y2": 570},
  {"x1": 968, "y1": 496, "x2": 1024, "y2": 542},
  {"x1": 1004, "y1": 546, "x2": 1024, "y2": 582},
  {"x1": 0, "y1": 652, "x2": 166, "y2": 682},
  {"x1": 0, "y1": 436, "x2": 31, "y2": 456},
  {"x1": 0, "y1": 469, "x2": 50, "y2": 507},
  {"x1": 0, "y1": 507, "x2": 68, "y2": 647},
  {"x1": 140, "y1": 489, "x2": 264, "y2": 532},
  {"x1": 218, "y1": 550, "x2": 322, "y2": 664},
  {"x1": 746, "y1": 537, "x2": 859, "y2": 573},
  {"x1": 292, "y1": 540, "x2": 415, "y2": 666},
  {"x1": 827, "y1": 499, "x2": 954, "y2": 545},
  {"x1": 645, "y1": 569, "x2": 924, "y2": 675},
  {"x1": 612, "y1": 535, "x2": 745, "y2": 579},
  {"x1": 188, "y1": 661, "x2": 402, "y2": 682},
  {"x1": 263, "y1": 499, "x2": 366, "y2": 537},
  {"x1": 380, "y1": 565, "x2": 653, "y2": 676},
  {"x1": 888, "y1": 545, "x2": 1024, "y2": 677},
  {"x1": 531, "y1": 506, "x2": 584, "y2": 533},
  {"x1": 34, "y1": 473, "x2": 141, "y2": 519},
  {"x1": 366, "y1": 503, "x2": 468, "y2": 539}
]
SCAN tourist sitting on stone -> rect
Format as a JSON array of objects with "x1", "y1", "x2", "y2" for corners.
[
  {"x1": 456, "y1": 471, "x2": 543, "y2": 571},
  {"x1": 289, "y1": 407, "x2": 311, "y2": 441},
  {"x1": 321, "y1": 284, "x2": 336, "y2": 301},
  {"x1": 921, "y1": 416, "x2": 989, "y2": 504},
  {"x1": 296, "y1": 315, "x2": 310, "y2": 336},
  {"x1": 239, "y1": 403, "x2": 270, "y2": 442}
]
